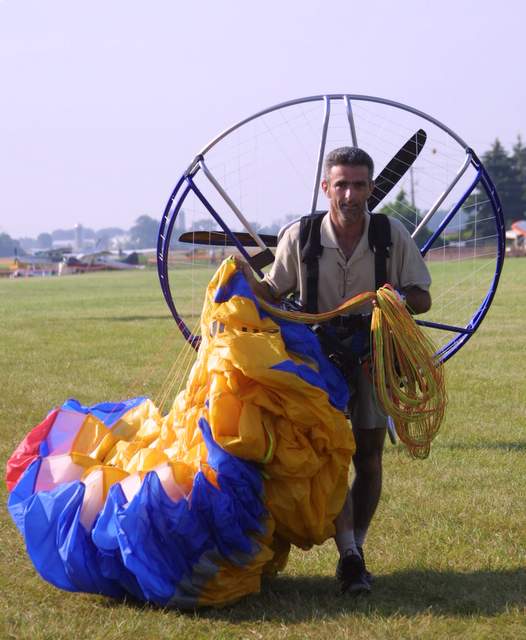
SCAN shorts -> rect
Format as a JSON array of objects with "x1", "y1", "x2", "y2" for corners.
[
  {"x1": 348, "y1": 361, "x2": 388, "y2": 431},
  {"x1": 327, "y1": 328, "x2": 388, "y2": 431}
]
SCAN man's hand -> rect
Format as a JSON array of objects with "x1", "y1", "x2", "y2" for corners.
[
  {"x1": 234, "y1": 257, "x2": 278, "y2": 303},
  {"x1": 402, "y1": 286, "x2": 431, "y2": 314},
  {"x1": 233, "y1": 257, "x2": 257, "y2": 284}
]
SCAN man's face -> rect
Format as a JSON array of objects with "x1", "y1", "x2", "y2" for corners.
[{"x1": 322, "y1": 164, "x2": 374, "y2": 224}]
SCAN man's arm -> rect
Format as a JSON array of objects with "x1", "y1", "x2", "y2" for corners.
[
  {"x1": 234, "y1": 258, "x2": 281, "y2": 303},
  {"x1": 235, "y1": 225, "x2": 299, "y2": 304},
  {"x1": 400, "y1": 286, "x2": 431, "y2": 314}
]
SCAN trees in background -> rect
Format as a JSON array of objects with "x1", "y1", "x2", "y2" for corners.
[
  {"x1": 128, "y1": 215, "x2": 159, "y2": 249},
  {"x1": 0, "y1": 233, "x2": 23, "y2": 257},
  {"x1": 385, "y1": 138, "x2": 525, "y2": 242},
  {"x1": 378, "y1": 189, "x2": 433, "y2": 244},
  {"x1": 36, "y1": 232, "x2": 53, "y2": 249},
  {"x1": 459, "y1": 136, "x2": 526, "y2": 239},
  {"x1": 379, "y1": 189, "x2": 419, "y2": 234},
  {"x1": 8, "y1": 137, "x2": 526, "y2": 250}
]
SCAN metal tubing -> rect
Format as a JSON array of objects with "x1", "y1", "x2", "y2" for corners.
[
  {"x1": 419, "y1": 167, "x2": 482, "y2": 257},
  {"x1": 412, "y1": 152, "x2": 472, "y2": 239},
  {"x1": 158, "y1": 95, "x2": 505, "y2": 364},
  {"x1": 198, "y1": 94, "x2": 469, "y2": 157},
  {"x1": 344, "y1": 95, "x2": 358, "y2": 146},
  {"x1": 198, "y1": 158, "x2": 268, "y2": 251},
  {"x1": 310, "y1": 96, "x2": 331, "y2": 214},
  {"x1": 415, "y1": 319, "x2": 473, "y2": 334},
  {"x1": 435, "y1": 154, "x2": 505, "y2": 362},
  {"x1": 157, "y1": 173, "x2": 188, "y2": 299},
  {"x1": 188, "y1": 177, "x2": 265, "y2": 277},
  {"x1": 157, "y1": 180, "x2": 196, "y2": 346}
]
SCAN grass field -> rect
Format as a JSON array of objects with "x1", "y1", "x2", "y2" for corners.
[{"x1": 1, "y1": 261, "x2": 525, "y2": 640}]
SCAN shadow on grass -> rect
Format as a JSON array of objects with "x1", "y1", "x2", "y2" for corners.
[
  {"x1": 436, "y1": 441, "x2": 526, "y2": 453},
  {"x1": 200, "y1": 568, "x2": 526, "y2": 621},
  {"x1": 96, "y1": 567, "x2": 525, "y2": 620}
]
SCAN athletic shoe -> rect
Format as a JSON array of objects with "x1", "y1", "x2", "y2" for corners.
[
  {"x1": 357, "y1": 545, "x2": 373, "y2": 585},
  {"x1": 336, "y1": 553, "x2": 371, "y2": 595}
]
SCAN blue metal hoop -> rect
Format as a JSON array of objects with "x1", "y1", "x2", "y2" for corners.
[{"x1": 157, "y1": 95, "x2": 505, "y2": 362}]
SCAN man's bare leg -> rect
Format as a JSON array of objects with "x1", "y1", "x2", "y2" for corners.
[
  {"x1": 334, "y1": 488, "x2": 371, "y2": 594},
  {"x1": 334, "y1": 490, "x2": 359, "y2": 556},
  {"x1": 351, "y1": 427, "x2": 386, "y2": 547}
]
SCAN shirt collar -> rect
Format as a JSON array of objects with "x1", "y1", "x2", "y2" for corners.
[{"x1": 320, "y1": 211, "x2": 371, "y2": 255}]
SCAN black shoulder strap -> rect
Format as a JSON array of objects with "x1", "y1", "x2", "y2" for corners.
[
  {"x1": 368, "y1": 213, "x2": 392, "y2": 290},
  {"x1": 300, "y1": 213, "x2": 325, "y2": 314},
  {"x1": 299, "y1": 212, "x2": 392, "y2": 312}
]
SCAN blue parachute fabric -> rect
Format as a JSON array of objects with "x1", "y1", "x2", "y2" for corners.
[
  {"x1": 6, "y1": 259, "x2": 355, "y2": 608},
  {"x1": 274, "y1": 319, "x2": 350, "y2": 412},
  {"x1": 91, "y1": 484, "x2": 146, "y2": 600},
  {"x1": 110, "y1": 472, "x2": 207, "y2": 605},
  {"x1": 7, "y1": 457, "x2": 41, "y2": 535},
  {"x1": 62, "y1": 397, "x2": 147, "y2": 427},
  {"x1": 213, "y1": 268, "x2": 349, "y2": 412},
  {"x1": 199, "y1": 417, "x2": 266, "y2": 534},
  {"x1": 7, "y1": 408, "x2": 270, "y2": 605},
  {"x1": 24, "y1": 481, "x2": 83, "y2": 592},
  {"x1": 56, "y1": 492, "x2": 125, "y2": 598},
  {"x1": 214, "y1": 271, "x2": 268, "y2": 318}
]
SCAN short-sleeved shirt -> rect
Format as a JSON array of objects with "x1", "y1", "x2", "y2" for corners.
[
  {"x1": 264, "y1": 212, "x2": 431, "y2": 314},
  {"x1": 263, "y1": 212, "x2": 431, "y2": 430}
]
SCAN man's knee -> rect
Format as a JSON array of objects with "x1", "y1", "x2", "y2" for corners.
[
  {"x1": 352, "y1": 427, "x2": 386, "y2": 475},
  {"x1": 353, "y1": 450, "x2": 382, "y2": 476}
]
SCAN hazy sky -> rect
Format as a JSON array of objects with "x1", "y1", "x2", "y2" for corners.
[{"x1": 1, "y1": 0, "x2": 524, "y2": 238}]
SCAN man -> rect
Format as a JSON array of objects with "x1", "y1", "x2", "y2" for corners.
[{"x1": 239, "y1": 147, "x2": 431, "y2": 594}]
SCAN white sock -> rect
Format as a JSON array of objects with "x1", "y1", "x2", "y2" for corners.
[
  {"x1": 354, "y1": 528, "x2": 367, "y2": 549},
  {"x1": 335, "y1": 530, "x2": 359, "y2": 558}
]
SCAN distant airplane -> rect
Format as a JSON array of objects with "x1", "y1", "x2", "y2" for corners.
[
  {"x1": 8, "y1": 254, "x2": 58, "y2": 277},
  {"x1": 58, "y1": 250, "x2": 152, "y2": 275},
  {"x1": 7, "y1": 248, "x2": 156, "y2": 277},
  {"x1": 506, "y1": 220, "x2": 526, "y2": 256}
]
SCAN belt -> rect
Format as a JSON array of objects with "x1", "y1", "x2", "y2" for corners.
[{"x1": 326, "y1": 314, "x2": 371, "y2": 332}]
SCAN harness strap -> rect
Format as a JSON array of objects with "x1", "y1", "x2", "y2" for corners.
[
  {"x1": 368, "y1": 213, "x2": 392, "y2": 290},
  {"x1": 300, "y1": 213, "x2": 325, "y2": 314},
  {"x1": 300, "y1": 212, "x2": 393, "y2": 311}
]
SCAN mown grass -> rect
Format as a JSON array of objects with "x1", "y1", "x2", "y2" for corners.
[{"x1": 1, "y1": 261, "x2": 525, "y2": 640}]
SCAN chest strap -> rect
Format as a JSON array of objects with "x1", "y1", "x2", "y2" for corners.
[
  {"x1": 300, "y1": 212, "x2": 392, "y2": 313},
  {"x1": 300, "y1": 213, "x2": 325, "y2": 313},
  {"x1": 368, "y1": 212, "x2": 392, "y2": 290}
]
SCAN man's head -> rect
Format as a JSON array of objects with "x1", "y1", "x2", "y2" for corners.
[
  {"x1": 322, "y1": 147, "x2": 375, "y2": 225},
  {"x1": 323, "y1": 147, "x2": 374, "y2": 181}
]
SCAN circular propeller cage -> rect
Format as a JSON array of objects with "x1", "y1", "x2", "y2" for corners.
[{"x1": 157, "y1": 94, "x2": 505, "y2": 362}]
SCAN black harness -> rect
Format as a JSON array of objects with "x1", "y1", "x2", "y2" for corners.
[
  {"x1": 298, "y1": 212, "x2": 392, "y2": 388},
  {"x1": 299, "y1": 212, "x2": 392, "y2": 314}
]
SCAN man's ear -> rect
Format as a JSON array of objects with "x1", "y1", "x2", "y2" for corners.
[
  {"x1": 368, "y1": 179, "x2": 375, "y2": 197},
  {"x1": 321, "y1": 178, "x2": 328, "y2": 195}
]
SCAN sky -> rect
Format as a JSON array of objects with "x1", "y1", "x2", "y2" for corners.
[{"x1": 0, "y1": 0, "x2": 524, "y2": 238}]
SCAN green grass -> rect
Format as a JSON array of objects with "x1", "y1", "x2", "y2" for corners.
[{"x1": 1, "y1": 262, "x2": 525, "y2": 640}]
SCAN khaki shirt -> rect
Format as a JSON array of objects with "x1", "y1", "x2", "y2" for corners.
[{"x1": 263, "y1": 213, "x2": 431, "y2": 314}]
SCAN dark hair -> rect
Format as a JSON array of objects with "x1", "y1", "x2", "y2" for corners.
[{"x1": 324, "y1": 147, "x2": 374, "y2": 180}]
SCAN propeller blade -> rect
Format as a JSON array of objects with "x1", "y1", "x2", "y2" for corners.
[
  {"x1": 178, "y1": 129, "x2": 426, "y2": 250},
  {"x1": 368, "y1": 129, "x2": 427, "y2": 211},
  {"x1": 178, "y1": 230, "x2": 278, "y2": 247}
]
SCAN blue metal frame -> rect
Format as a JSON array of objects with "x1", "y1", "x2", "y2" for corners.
[
  {"x1": 157, "y1": 170, "x2": 265, "y2": 349},
  {"x1": 414, "y1": 150, "x2": 505, "y2": 362},
  {"x1": 157, "y1": 97, "x2": 506, "y2": 362}
]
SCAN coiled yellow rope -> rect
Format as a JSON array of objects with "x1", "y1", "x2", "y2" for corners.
[
  {"x1": 371, "y1": 286, "x2": 446, "y2": 458},
  {"x1": 257, "y1": 285, "x2": 446, "y2": 458}
]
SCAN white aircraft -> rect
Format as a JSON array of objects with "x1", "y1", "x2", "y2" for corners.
[{"x1": 58, "y1": 249, "x2": 155, "y2": 275}]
